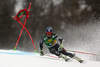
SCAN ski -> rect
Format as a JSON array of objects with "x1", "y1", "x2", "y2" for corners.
[
  {"x1": 65, "y1": 58, "x2": 70, "y2": 62},
  {"x1": 79, "y1": 60, "x2": 84, "y2": 63},
  {"x1": 73, "y1": 56, "x2": 84, "y2": 63}
]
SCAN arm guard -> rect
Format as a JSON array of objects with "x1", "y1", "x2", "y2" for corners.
[
  {"x1": 54, "y1": 34, "x2": 63, "y2": 45},
  {"x1": 39, "y1": 37, "x2": 44, "y2": 50}
]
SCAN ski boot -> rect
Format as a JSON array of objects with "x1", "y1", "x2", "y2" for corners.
[
  {"x1": 59, "y1": 53, "x2": 70, "y2": 62},
  {"x1": 73, "y1": 56, "x2": 84, "y2": 63}
]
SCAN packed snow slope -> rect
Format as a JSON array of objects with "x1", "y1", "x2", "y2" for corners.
[{"x1": 0, "y1": 50, "x2": 100, "y2": 67}]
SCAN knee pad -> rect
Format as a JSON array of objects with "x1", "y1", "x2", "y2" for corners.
[{"x1": 49, "y1": 48, "x2": 56, "y2": 54}]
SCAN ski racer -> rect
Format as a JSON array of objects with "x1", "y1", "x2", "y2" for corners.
[{"x1": 39, "y1": 27, "x2": 83, "y2": 63}]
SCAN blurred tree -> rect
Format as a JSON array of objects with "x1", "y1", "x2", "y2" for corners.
[
  {"x1": 0, "y1": 0, "x2": 15, "y2": 48},
  {"x1": 86, "y1": 0, "x2": 100, "y2": 17}
]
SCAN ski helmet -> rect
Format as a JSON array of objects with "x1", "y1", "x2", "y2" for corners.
[{"x1": 45, "y1": 27, "x2": 53, "y2": 35}]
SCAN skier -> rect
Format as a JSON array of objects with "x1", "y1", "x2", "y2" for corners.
[{"x1": 39, "y1": 27, "x2": 83, "y2": 63}]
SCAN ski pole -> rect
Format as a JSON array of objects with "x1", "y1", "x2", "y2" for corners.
[{"x1": 66, "y1": 50, "x2": 97, "y2": 56}]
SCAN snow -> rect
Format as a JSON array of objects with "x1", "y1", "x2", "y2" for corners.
[
  {"x1": 14, "y1": 0, "x2": 26, "y2": 14},
  {"x1": 0, "y1": 50, "x2": 100, "y2": 67},
  {"x1": 52, "y1": 0, "x2": 63, "y2": 6}
]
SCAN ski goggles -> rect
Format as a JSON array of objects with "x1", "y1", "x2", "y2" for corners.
[{"x1": 46, "y1": 32, "x2": 52, "y2": 35}]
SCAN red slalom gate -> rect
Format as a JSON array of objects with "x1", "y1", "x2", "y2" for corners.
[{"x1": 12, "y1": 3, "x2": 37, "y2": 53}]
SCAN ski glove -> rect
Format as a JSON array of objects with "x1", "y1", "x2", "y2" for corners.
[
  {"x1": 40, "y1": 50, "x2": 44, "y2": 56},
  {"x1": 58, "y1": 45, "x2": 63, "y2": 51}
]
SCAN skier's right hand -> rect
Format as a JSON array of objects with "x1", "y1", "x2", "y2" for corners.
[
  {"x1": 58, "y1": 45, "x2": 63, "y2": 51},
  {"x1": 40, "y1": 50, "x2": 44, "y2": 56}
]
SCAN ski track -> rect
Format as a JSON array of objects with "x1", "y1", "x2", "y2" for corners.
[{"x1": 0, "y1": 50, "x2": 100, "y2": 67}]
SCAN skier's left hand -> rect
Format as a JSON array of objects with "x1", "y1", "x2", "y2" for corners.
[
  {"x1": 58, "y1": 45, "x2": 63, "y2": 51},
  {"x1": 40, "y1": 50, "x2": 44, "y2": 56}
]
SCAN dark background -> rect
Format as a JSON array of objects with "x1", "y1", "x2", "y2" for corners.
[{"x1": 0, "y1": 0, "x2": 100, "y2": 61}]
